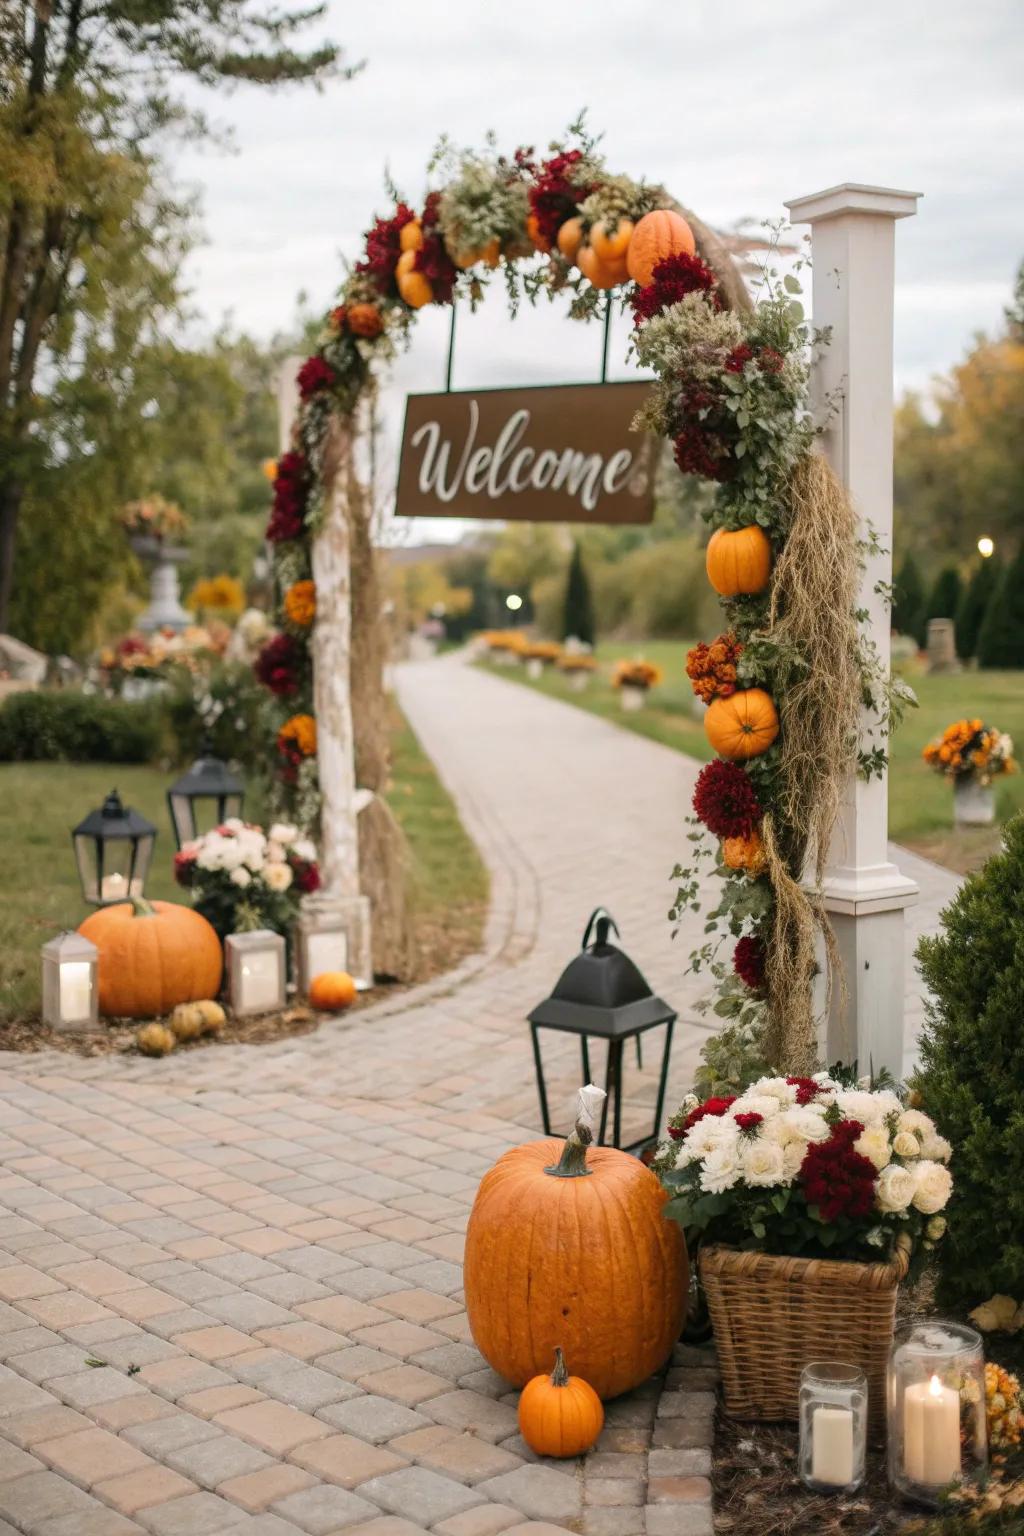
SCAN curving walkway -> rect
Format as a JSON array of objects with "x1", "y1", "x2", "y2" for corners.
[{"x1": 0, "y1": 653, "x2": 958, "y2": 1536}]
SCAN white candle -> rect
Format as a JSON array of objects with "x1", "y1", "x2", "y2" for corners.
[
  {"x1": 59, "y1": 962, "x2": 92, "y2": 1023},
  {"x1": 239, "y1": 950, "x2": 281, "y2": 1012},
  {"x1": 812, "y1": 1405, "x2": 854, "y2": 1487},
  {"x1": 101, "y1": 872, "x2": 127, "y2": 902},
  {"x1": 904, "y1": 1374, "x2": 961, "y2": 1485}
]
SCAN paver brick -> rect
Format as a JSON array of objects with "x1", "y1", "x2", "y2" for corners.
[
  {"x1": 0, "y1": 1440, "x2": 42, "y2": 1481},
  {"x1": 94, "y1": 1463, "x2": 198, "y2": 1514},
  {"x1": 217, "y1": 1461, "x2": 315, "y2": 1512},
  {"x1": 124, "y1": 1412, "x2": 223, "y2": 1457},
  {"x1": 1, "y1": 1404, "x2": 92, "y2": 1448},
  {"x1": 165, "y1": 1432, "x2": 272, "y2": 1487},
  {"x1": 173, "y1": 1324, "x2": 254, "y2": 1361},
  {"x1": 316, "y1": 1395, "x2": 430, "y2": 1445},
  {"x1": 89, "y1": 1393, "x2": 177, "y2": 1432},
  {"x1": 432, "y1": 1507, "x2": 523, "y2": 1536},
  {"x1": 358, "y1": 1364, "x2": 451, "y2": 1406},
  {"x1": 426, "y1": 1390, "x2": 519, "y2": 1444},
  {"x1": 272, "y1": 1483, "x2": 379, "y2": 1531},
  {"x1": 358, "y1": 1465, "x2": 484, "y2": 1525},
  {"x1": 297, "y1": 1296, "x2": 390, "y2": 1333},
  {"x1": 289, "y1": 1433, "x2": 407, "y2": 1488},
  {"x1": 254, "y1": 1322, "x2": 350, "y2": 1361},
  {"x1": 214, "y1": 1400, "x2": 332, "y2": 1455},
  {"x1": 644, "y1": 1505, "x2": 713, "y2": 1536},
  {"x1": 41, "y1": 1506, "x2": 146, "y2": 1535},
  {"x1": 137, "y1": 1490, "x2": 250, "y2": 1534},
  {"x1": 48, "y1": 1367, "x2": 148, "y2": 1410},
  {"x1": 35, "y1": 1426, "x2": 151, "y2": 1486},
  {"x1": 0, "y1": 1469, "x2": 97, "y2": 1526},
  {"x1": 477, "y1": 1464, "x2": 582, "y2": 1522}
]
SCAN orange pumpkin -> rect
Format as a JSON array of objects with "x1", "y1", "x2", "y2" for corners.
[
  {"x1": 518, "y1": 1348, "x2": 604, "y2": 1458},
  {"x1": 399, "y1": 220, "x2": 423, "y2": 253},
  {"x1": 590, "y1": 218, "x2": 634, "y2": 264},
  {"x1": 526, "y1": 213, "x2": 550, "y2": 253},
  {"x1": 396, "y1": 250, "x2": 433, "y2": 309},
  {"x1": 626, "y1": 208, "x2": 696, "y2": 287},
  {"x1": 705, "y1": 688, "x2": 780, "y2": 761},
  {"x1": 79, "y1": 898, "x2": 223, "y2": 1019},
  {"x1": 577, "y1": 244, "x2": 628, "y2": 290},
  {"x1": 556, "y1": 216, "x2": 584, "y2": 264},
  {"x1": 346, "y1": 302, "x2": 383, "y2": 339},
  {"x1": 722, "y1": 830, "x2": 768, "y2": 875},
  {"x1": 455, "y1": 238, "x2": 501, "y2": 270},
  {"x1": 464, "y1": 1117, "x2": 686, "y2": 1401},
  {"x1": 705, "y1": 525, "x2": 772, "y2": 597},
  {"x1": 309, "y1": 971, "x2": 357, "y2": 1012}
]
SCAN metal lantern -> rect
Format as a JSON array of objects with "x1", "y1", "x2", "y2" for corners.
[
  {"x1": 167, "y1": 741, "x2": 244, "y2": 849},
  {"x1": 40, "y1": 932, "x2": 99, "y2": 1030},
  {"x1": 72, "y1": 790, "x2": 157, "y2": 907},
  {"x1": 527, "y1": 908, "x2": 677, "y2": 1154},
  {"x1": 225, "y1": 929, "x2": 286, "y2": 1017}
]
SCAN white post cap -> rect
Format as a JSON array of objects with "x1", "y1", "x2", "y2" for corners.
[{"x1": 785, "y1": 183, "x2": 922, "y2": 224}]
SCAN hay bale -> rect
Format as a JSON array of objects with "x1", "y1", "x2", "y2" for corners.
[{"x1": 358, "y1": 792, "x2": 417, "y2": 982}]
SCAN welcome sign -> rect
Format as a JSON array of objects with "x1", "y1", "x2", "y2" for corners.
[{"x1": 395, "y1": 382, "x2": 657, "y2": 525}]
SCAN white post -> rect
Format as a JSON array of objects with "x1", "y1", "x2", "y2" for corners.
[
  {"x1": 277, "y1": 362, "x2": 372, "y2": 988},
  {"x1": 784, "y1": 184, "x2": 921, "y2": 1078}
]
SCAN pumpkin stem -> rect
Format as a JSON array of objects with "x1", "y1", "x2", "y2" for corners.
[
  {"x1": 551, "y1": 1347, "x2": 569, "y2": 1387},
  {"x1": 129, "y1": 896, "x2": 157, "y2": 918},
  {"x1": 544, "y1": 1116, "x2": 593, "y2": 1179}
]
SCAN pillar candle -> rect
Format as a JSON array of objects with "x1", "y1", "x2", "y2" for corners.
[
  {"x1": 904, "y1": 1374, "x2": 961, "y2": 1485},
  {"x1": 59, "y1": 962, "x2": 92, "y2": 1023},
  {"x1": 812, "y1": 1405, "x2": 855, "y2": 1487},
  {"x1": 239, "y1": 949, "x2": 281, "y2": 1012}
]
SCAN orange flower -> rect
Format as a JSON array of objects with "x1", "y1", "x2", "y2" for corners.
[
  {"x1": 262, "y1": 458, "x2": 278, "y2": 483},
  {"x1": 283, "y1": 580, "x2": 316, "y2": 628},
  {"x1": 278, "y1": 714, "x2": 317, "y2": 757}
]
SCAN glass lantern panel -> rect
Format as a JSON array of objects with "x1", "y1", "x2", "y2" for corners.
[
  {"x1": 97, "y1": 837, "x2": 133, "y2": 904},
  {"x1": 74, "y1": 834, "x2": 99, "y2": 904},
  {"x1": 238, "y1": 947, "x2": 283, "y2": 1012},
  {"x1": 59, "y1": 962, "x2": 94, "y2": 1024},
  {"x1": 222, "y1": 793, "x2": 243, "y2": 823},
  {"x1": 306, "y1": 928, "x2": 348, "y2": 979},
  {"x1": 169, "y1": 793, "x2": 196, "y2": 846},
  {"x1": 129, "y1": 833, "x2": 155, "y2": 897}
]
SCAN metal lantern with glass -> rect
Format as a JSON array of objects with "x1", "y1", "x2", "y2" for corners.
[
  {"x1": 166, "y1": 742, "x2": 244, "y2": 849},
  {"x1": 888, "y1": 1320, "x2": 987, "y2": 1506},
  {"x1": 72, "y1": 790, "x2": 157, "y2": 907},
  {"x1": 40, "y1": 932, "x2": 99, "y2": 1030}
]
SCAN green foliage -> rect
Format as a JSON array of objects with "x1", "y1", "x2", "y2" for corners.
[
  {"x1": 956, "y1": 556, "x2": 1002, "y2": 661},
  {"x1": 562, "y1": 542, "x2": 595, "y2": 645},
  {"x1": 978, "y1": 543, "x2": 1024, "y2": 669},
  {"x1": 913, "y1": 815, "x2": 1024, "y2": 1308},
  {"x1": 926, "y1": 566, "x2": 964, "y2": 629},
  {"x1": 893, "y1": 552, "x2": 927, "y2": 646},
  {"x1": 0, "y1": 692, "x2": 160, "y2": 764},
  {"x1": 162, "y1": 662, "x2": 272, "y2": 774}
]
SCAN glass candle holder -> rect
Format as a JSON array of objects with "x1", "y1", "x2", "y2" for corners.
[
  {"x1": 888, "y1": 1320, "x2": 987, "y2": 1507},
  {"x1": 799, "y1": 1362, "x2": 868, "y2": 1493}
]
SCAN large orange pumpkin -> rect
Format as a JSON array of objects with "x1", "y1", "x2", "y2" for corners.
[
  {"x1": 79, "y1": 898, "x2": 222, "y2": 1019},
  {"x1": 577, "y1": 244, "x2": 628, "y2": 291},
  {"x1": 464, "y1": 1120, "x2": 686, "y2": 1401},
  {"x1": 706, "y1": 525, "x2": 772, "y2": 597},
  {"x1": 705, "y1": 688, "x2": 780, "y2": 761},
  {"x1": 518, "y1": 1349, "x2": 604, "y2": 1458},
  {"x1": 626, "y1": 208, "x2": 696, "y2": 287}
]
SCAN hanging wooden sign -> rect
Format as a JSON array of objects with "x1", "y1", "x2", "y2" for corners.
[{"x1": 396, "y1": 382, "x2": 656, "y2": 525}]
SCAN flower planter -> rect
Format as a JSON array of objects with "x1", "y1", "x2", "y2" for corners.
[
  {"x1": 526, "y1": 658, "x2": 545, "y2": 681},
  {"x1": 699, "y1": 1243, "x2": 908, "y2": 1437},
  {"x1": 620, "y1": 684, "x2": 646, "y2": 712},
  {"x1": 567, "y1": 670, "x2": 591, "y2": 692},
  {"x1": 954, "y1": 778, "x2": 995, "y2": 827}
]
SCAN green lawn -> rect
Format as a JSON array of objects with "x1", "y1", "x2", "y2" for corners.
[
  {"x1": 480, "y1": 642, "x2": 1024, "y2": 870},
  {"x1": 0, "y1": 707, "x2": 486, "y2": 1023}
]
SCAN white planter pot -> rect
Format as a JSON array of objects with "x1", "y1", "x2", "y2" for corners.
[
  {"x1": 954, "y1": 778, "x2": 995, "y2": 827},
  {"x1": 568, "y1": 671, "x2": 591, "y2": 692},
  {"x1": 620, "y1": 684, "x2": 646, "y2": 712},
  {"x1": 526, "y1": 659, "x2": 544, "y2": 681}
]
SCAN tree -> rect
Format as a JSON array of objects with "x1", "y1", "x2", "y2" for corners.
[
  {"x1": 0, "y1": 0, "x2": 353, "y2": 631},
  {"x1": 977, "y1": 543, "x2": 1024, "y2": 669},
  {"x1": 925, "y1": 566, "x2": 963, "y2": 633},
  {"x1": 562, "y1": 542, "x2": 595, "y2": 645},
  {"x1": 955, "y1": 556, "x2": 1001, "y2": 662},
  {"x1": 486, "y1": 524, "x2": 564, "y2": 602},
  {"x1": 892, "y1": 553, "x2": 926, "y2": 646}
]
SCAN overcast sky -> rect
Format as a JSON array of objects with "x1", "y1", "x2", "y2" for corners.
[{"x1": 175, "y1": 0, "x2": 1022, "y2": 539}]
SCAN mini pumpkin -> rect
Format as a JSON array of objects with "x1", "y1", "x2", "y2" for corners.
[
  {"x1": 399, "y1": 219, "x2": 423, "y2": 253},
  {"x1": 722, "y1": 830, "x2": 767, "y2": 875},
  {"x1": 518, "y1": 1348, "x2": 604, "y2": 1458},
  {"x1": 526, "y1": 213, "x2": 550, "y2": 253},
  {"x1": 194, "y1": 999, "x2": 226, "y2": 1034},
  {"x1": 169, "y1": 1003, "x2": 204, "y2": 1042},
  {"x1": 556, "y1": 217, "x2": 584, "y2": 264},
  {"x1": 79, "y1": 898, "x2": 222, "y2": 1019},
  {"x1": 590, "y1": 218, "x2": 634, "y2": 264},
  {"x1": 578, "y1": 244, "x2": 628, "y2": 291},
  {"x1": 455, "y1": 238, "x2": 501, "y2": 270},
  {"x1": 309, "y1": 971, "x2": 357, "y2": 1012},
  {"x1": 626, "y1": 208, "x2": 696, "y2": 287},
  {"x1": 396, "y1": 250, "x2": 433, "y2": 309},
  {"x1": 706, "y1": 525, "x2": 772, "y2": 597},
  {"x1": 137, "y1": 1023, "x2": 175, "y2": 1057},
  {"x1": 705, "y1": 688, "x2": 780, "y2": 761},
  {"x1": 346, "y1": 302, "x2": 383, "y2": 338}
]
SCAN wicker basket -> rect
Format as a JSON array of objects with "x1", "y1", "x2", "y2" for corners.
[{"x1": 699, "y1": 1243, "x2": 909, "y2": 1435}]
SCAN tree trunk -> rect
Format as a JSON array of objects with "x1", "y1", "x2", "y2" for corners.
[{"x1": 0, "y1": 476, "x2": 25, "y2": 633}]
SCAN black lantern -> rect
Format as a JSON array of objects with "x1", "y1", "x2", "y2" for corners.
[
  {"x1": 166, "y1": 740, "x2": 244, "y2": 848},
  {"x1": 72, "y1": 790, "x2": 157, "y2": 907},
  {"x1": 528, "y1": 908, "x2": 677, "y2": 1154}
]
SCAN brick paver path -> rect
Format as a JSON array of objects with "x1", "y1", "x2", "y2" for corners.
[{"x1": 0, "y1": 653, "x2": 957, "y2": 1535}]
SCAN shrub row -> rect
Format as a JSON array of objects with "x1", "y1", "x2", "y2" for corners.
[{"x1": 0, "y1": 690, "x2": 162, "y2": 763}]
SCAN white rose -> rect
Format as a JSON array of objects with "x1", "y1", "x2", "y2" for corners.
[
  {"x1": 292, "y1": 838, "x2": 317, "y2": 863},
  {"x1": 686, "y1": 1117, "x2": 738, "y2": 1160},
  {"x1": 230, "y1": 866, "x2": 252, "y2": 887},
  {"x1": 835, "y1": 1089, "x2": 887, "y2": 1126},
  {"x1": 920, "y1": 1132, "x2": 953, "y2": 1164},
  {"x1": 911, "y1": 1160, "x2": 953, "y2": 1215},
  {"x1": 898, "y1": 1109, "x2": 932, "y2": 1137},
  {"x1": 926, "y1": 1216, "x2": 947, "y2": 1241},
  {"x1": 216, "y1": 839, "x2": 245, "y2": 871},
  {"x1": 812, "y1": 1072, "x2": 839, "y2": 1090},
  {"x1": 741, "y1": 1140, "x2": 786, "y2": 1188},
  {"x1": 893, "y1": 1131, "x2": 921, "y2": 1159},
  {"x1": 699, "y1": 1142, "x2": 741, "y2": 1195},
  {"x1": 876, "y1": 1164, "x2": 916, "y2": 1213},
  {"x1": 263, "y1": 861, "x2": 294, "y2": 893},
  {"x1": 729, "y1": 1094, "x2": 780, "y2": 1120},
  {"x1": 782, "y1": 1140, "x2": 809, "y2": 1179},
  {"x1": 269, "y1": 823, "x2": 298, "y2": 846},
  {"x1": 749, "y1": 1076, "x2": 798, "y2": 1105},
  {"x1": 222, "y1": 817, "x2": 245, "y2": 833},
  {"x1": 855, "y1": 1126, "x2": 892, "y2": 1172},
  {"x1": 768, "y1": 1107, "x2": 832, "y2": 1147}
]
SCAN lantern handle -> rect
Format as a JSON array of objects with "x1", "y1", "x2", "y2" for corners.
[{"x1": 581, "y1": 907, "x2": 619, "y2": 951}]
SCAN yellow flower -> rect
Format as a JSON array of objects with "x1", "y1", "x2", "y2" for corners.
[
  {"x1": 262, "y1": 458, "x2": 278, "y2": 482},
  {"x1": 283, "y1": 580, "x2": 316, "y2": 628},
  {"x1": 278, "y1": 714, "x2": 317, "y2": 757}
]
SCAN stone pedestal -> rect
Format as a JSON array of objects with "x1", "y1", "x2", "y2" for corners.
[
  {"x1": 926, "y1": 618, "x2": 961, "y2": 674},
  {"x1": 133, "y1": 542, "x2": 191, "y2": 633}
]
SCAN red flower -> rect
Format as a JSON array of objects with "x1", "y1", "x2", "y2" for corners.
[
  {"x1": 173, "y1": 849, "x2": 197, "y2": 886},
  {"x1": 267, "y1": 450, "x2": 309, "y2": 543},
  {"x1": 413, "y1": 191, "x2": 457, "y2": 306},
  {"x1": 734, "y1": 1111, "x2": 763, "y2": 1134},
  {"x1": 293, "y1": 859, "x2": 320, "y2": 895},
  {"x1": 733, "y1": 936, "x2": 765, "y2": 989},
  {"x1": 759, "y1": 347, "x2": 785, "y2": 374},
  {"x1": 254, "y1": 634, "x2": 303, "y2": 698},
  {"x1": 692, "y1": 760, "x2": 762, "y2": 839},
  {"x1": 786, "y1": 1076, "x2": 822, "y2": 1105},
  {"x1": 799, "y1": 1130, "x2": 876, "y2": 1223},
  {"x1": 631, "y1": 251, "x2": 721, "y2": 324},
  {"x1": 296, "y1": 356, "x2": 336, "y2": 400},
  {"x1": 528, "y1": 148, "x2": 597, "y2": 247},
  {"x1": 683, "y1": 1096, "x2": 737, "y2": 1132},
  {"x1": 725, "y1": 343, "x2": 754, "y2": 373},
  {"x1": 357, "y1": 201, "x2": 417, "y2": 295}
]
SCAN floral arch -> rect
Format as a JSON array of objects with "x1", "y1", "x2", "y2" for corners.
[{"x1": 258, "y1": 121, "x2": 896, "y2": 1073}]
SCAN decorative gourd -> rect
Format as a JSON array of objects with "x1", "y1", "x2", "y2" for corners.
[
  {"x1": 169, "y1": 1003, "x2": 204, "y2": 1042},
  {"x1": 79, "y1": 898, "x2": 222, "y2": 1019},
  {"x1": 556, "y1": 217, "x2": 584, "y2": 263},
  {"x1": 626, "y1": 208, "x2": 696, "y2": 287},
  {"x1": 463, "y1": 1091, "x2": 687, "y2": 1401},
  {"x1": 518, "y1": 1348, "x2": 604, "y2": 1458},
  {"x1": 346, "y1": 302, "x2": 384, "y2": 338},
  {"x1": 705, "y1": 525, "x2": 772, "y2": 597},
  {"x1": 194, "y1": 999, "x2": 226, "y2": 1034},
  {"x1": 396, "y1": 250, "x2": 433, "y2": 309},
  {"x1": 526, "y1": 213, "x2": 550, "y2": 253},
  {"x1": 137, "y1": 1023, "x2": 176, "y2": 1057},
  {"x1": 399, "y1": 220, "x2": 423, "y2": 253},
  {"x1": 590, "y1": 218, "x2": 634, "y2": 264},
  {"x1": 705, "y1": 688, "x2": 780, "y2": 761},
  {"x1": 722, "y1": 830, "x2": 768, "y2": 875},
  {"x1": 577, "y1": 244, "x2": 628, "y2": 291},
  {"x1": 309, "y1": 971, "x2": 357, "y2": 1012}
]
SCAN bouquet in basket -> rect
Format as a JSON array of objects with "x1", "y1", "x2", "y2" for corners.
[
  {"x1": 174, "y1": 820, "x2": 320, "y2": 939},
  {"x1": 659, "y1": 1073, "x2": 953, "y2": 1268}
]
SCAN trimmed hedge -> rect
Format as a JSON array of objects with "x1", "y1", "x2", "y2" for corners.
[{"x1": 0, "y1": 690, "x2": 161, "y2": 763}]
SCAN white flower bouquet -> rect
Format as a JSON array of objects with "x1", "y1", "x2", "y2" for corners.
[{"x1": 174, "y1": 820, "x2": 320, "y2": 939}]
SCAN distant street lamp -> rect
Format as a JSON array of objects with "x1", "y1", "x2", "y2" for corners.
[
  {"x1": 506, "y1": 593, "x2": 523, "y2": 612},
  {"x1": 978, "y1": 537, "x2": 995, "y2": 558}
]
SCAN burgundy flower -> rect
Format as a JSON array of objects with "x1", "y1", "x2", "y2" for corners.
[
  {"x1": 528, "y1": 148, "x2": 597, "y2": 247},
  {"x1": 254, "y1": 634, "x2": 302, "y2": 698},
  {"x1": 692, "y1": 760, "x2": 762, "y2": 839},
  {"x1": 734, "y1": 1111, "x2": 764, "y2": 1134},
  {"x1": 759, "y1": 347, "x2": 785, "y2": 374},
  {"x1": 733, "y1": 936, "x2": 765, "y2": 990},
  {"x1": 357, "y1": 201, "x2": 417, "y2": 295},
  {"x1": 293, "y1": 859, "x2": 320, "y2": 895},
  {"x1": 173, "y1": 849, "x2": 197, "y2": 886},
  {"x1": 267, "y1": 450, "x2": 309, "y2": 543},
  {"x1": 631, "y1": 251, "x2": 720, "y2": 324},
  {"x1": 413, "y1": 191, "x2": 457, "y2": 306},
  {"x1": 786, "y1": 1076, "x2": 822, "y2": 1106},
  {"x1": 296, "y1": 355, "x2": 337, "y2": 400},
  {"x1": 725, "y1": 343, "x2": 754, "y2": 374},
  {"x1": 799, "y1": 1130, "x2": 876, "y2": 1223},
  {"x1": 683, "y1": 1096, "x2": 737, "y2": 1132}
]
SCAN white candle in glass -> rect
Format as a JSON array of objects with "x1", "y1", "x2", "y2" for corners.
[
  {"x1": 59, "y1": 962, "x2": 92, "y2": 1023},
  {"x1": 240, "y1": 949, "x2": 281, "y2": 1012},
  {"x1": 100, "y1": 872, "x2": 128, "y2": 902},
  {"x1": 904, "y1": 1374, "x2": 961, "y2": 1485},
  {"x1": 811, "y1": 1405, "x2": 855, "y2": 1487}
]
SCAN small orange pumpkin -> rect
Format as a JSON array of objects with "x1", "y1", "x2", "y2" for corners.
[
  {"x1": 396, "y1": 250, "x2": 433, "y2": 309},
  {"x1": 577, "y1": 244, "x2": 628, "y2": 290},
  {"x1": 705, "y1": 688, "x2": 780, "y2": 761},
  {"x1": 518, "y1": 1348, "x2": 604, "y2": 1458},
  {"x1": 626, "y1": 208, "x2": 696, "y2": 287},
  {"x1": 556, "y1": 216, "x2": 584, "y2": 263},
  {"x1": 706, "y1": 525, "x2": 772, "y2": 597},
  {"x1": 309, "y1": 971, "x2": 357, "y2": 1012},
  {"x1": 455, "y1": 238, "x2": 501, "y2": 270},
  {"x1": 590, "y1": 218, "x2": 634, "y2": 264},
  {"x1": 79, "y1": 898, "x2": 223, "y2": 1019},
  {"x1": 526, "y1": 213, "x2": 550, "y2": 253},
  {"x1": 346, "y1": 302, "x2": 383, "y2": 339},
  {"x1": 399, "y1": 220, "x2": 423, "y2": 253},
  {"x1": 722, "y1": 830, "x2": 768, "y2": 875}
]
